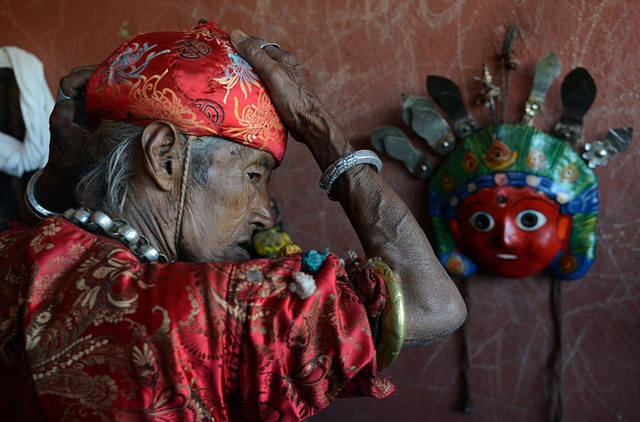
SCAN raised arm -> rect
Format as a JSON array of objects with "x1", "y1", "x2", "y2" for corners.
[
  {"x1": 36, "y1": 66, "x2": 96, "y2": 215},
  {"x1": 230, "y1": 30, "x2": 466, "y2": 345}
]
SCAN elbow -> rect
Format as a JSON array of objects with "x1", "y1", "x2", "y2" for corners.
[{"x1": 403, "y1": 284, "x2": 467, "y2": 347}]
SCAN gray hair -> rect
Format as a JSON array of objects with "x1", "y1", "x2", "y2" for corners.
[{"x1": 76, "y1": 120, "x2": 223, "y2": 215}]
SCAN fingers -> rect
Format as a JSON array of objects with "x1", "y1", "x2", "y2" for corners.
[
  {"x1": 230, "y1": 30, "x2": 282, "y2": 77},
  {"x1": 59, "y1": 65, "x2": 97, "y2": 99},
  {"x1": 251, "y1": 36, "x2": 300, "y2": 70},
  {"x1": 49, "y1": 98, "x2": 75, "y2": 125},
  {"x1": 54, "y1": 65, "x2": 97, "y2": 129},
  {"x1": 231, "y1": 30, "x2": 307, "y2": 93}
]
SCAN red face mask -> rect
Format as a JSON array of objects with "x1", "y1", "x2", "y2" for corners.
[{"x1": 449, "y1": 186, "x2": 572, "y2": 278}]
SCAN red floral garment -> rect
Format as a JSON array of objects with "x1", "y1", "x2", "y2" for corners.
[{"x1": 0, "y1": 217, "x2": 393, "y2": 421}]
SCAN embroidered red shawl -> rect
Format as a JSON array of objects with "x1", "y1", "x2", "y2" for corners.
[{"x1": 0, "y1": 217, "x2": 393, "y2": 421}]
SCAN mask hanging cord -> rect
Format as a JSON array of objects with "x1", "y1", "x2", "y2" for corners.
[
  {"x1": 551, "y1": 276, "x2": 563, "y2": 422},
  {"x1": 460, "y1": 277, "x2": 473, "y2": 414}
]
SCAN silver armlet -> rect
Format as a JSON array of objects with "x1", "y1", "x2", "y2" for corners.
[
  {"x1": 24, "y1": 168, "x2": 60, "y2": 220},
  {"x1": 319, "y1": 150, "x2": 382, "y2": 200}
]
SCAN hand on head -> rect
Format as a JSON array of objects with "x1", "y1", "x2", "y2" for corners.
[
  {"x1": 38, "y1": 66, "x2": 97, "y2": 213},
  {"x1": 230, "y1": 30, "x2": 332, "y2": 146},
  {"x1": 51, "y1": 65, "x2": 96, "y2": 171},
  {"x1": 230, "y1": 30, "x2": 353, "y2": 171}
]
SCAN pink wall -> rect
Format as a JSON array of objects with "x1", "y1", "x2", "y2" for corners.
[{"x1": 2, "y1": 1, "x2": 638, "y2": 420}]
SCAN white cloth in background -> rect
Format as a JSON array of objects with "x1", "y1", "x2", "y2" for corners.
[{"x1": 0, "y1": 46, "x2": 54, "y2": 178}]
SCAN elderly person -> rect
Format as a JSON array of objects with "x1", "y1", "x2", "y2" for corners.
[{"x1": 0, "y1": 21, "x2": 465, "y2": 421}]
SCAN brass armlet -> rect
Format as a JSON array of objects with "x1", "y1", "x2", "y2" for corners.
[{"x1": 374, "y1": 261, "x2": 406, "y2": 371}]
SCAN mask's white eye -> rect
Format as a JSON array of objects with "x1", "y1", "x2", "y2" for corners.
[
  {"x1": 516, "y1": 209, "x2": 547, "y2": 231},
  {"x1": 469, "y1": 212, "x2": 495, "y2": 232}
]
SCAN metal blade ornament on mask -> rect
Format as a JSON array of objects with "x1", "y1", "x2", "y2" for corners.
[
  {"x1": 582, "y1": 127, "x2": 633, "y2": 168},
  {"x1": 523, "y1": 53, "x2": 562, "y2": 126},
  {"x1": 370, "y1": 126, "x2": 433, "y2": 179},
  {"x1": 554, "y1": 67, "x2": 598, "y2": 145},
  {"x1": 401, "y1": 94, "x2": 456, "y2": 155},
  {"x1": 427, "y1": 75, "x2": 477, "y2": 139}
]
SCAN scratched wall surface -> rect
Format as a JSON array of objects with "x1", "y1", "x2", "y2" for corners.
[{"x1": 1, "y1": 0, "x2": 638, "y2": 421}]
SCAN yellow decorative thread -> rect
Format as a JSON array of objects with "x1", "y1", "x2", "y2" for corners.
[
  {"x1": 274, "y1": 244, "x2": 302, "y2": 258},
  {"x1": 373, "y1": 261, "x2": 406, "y2": 371}
]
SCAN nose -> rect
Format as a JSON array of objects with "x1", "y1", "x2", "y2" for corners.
[
  {"x1": 249, "y1": 192, "x2": 274, "y2": 231},
  {"x1": 498, "y1": 218, "x2": 521, "y2": 248}
]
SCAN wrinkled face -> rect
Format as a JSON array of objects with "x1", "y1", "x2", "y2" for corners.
[
  {"x1": 180, "y1": 142, "x2": 275, "y2": 263},
  {"x1": 450, "y1": 186, "x2": 572, "y2": 278}
]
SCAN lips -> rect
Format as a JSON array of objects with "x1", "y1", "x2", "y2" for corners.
[{"x1": 231, "y1": 241, "x2": 252, "y2": 261}]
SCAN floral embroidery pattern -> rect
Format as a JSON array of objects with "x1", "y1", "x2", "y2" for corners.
[
  {"x1": 128, "y1": 71, "x2": 217, "y2": 135},
  {"x1": 104, "y1": 42, "x2": 170, "y2": 90},
  {"x1": 225, "y1": 89, "x2": 285, "y2": 151},
  {"x1": 216, "y1": 46, "x2": 262, "y2": 103},
  {"x1": 0, "y1": 218, "x2": 391, "y2": 420}
]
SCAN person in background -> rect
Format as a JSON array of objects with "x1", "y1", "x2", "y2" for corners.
[
  {"x1": 0, "y1": 20, "x2": 466, "y2": 421},
  {"x1": 0, "y1": 46, "x2": 54, "y2": 225}
]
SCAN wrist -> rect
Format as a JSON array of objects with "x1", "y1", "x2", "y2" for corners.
[
  {"x1": 319, "y1": 150, "x2": 382, "y2": 200},
  {"x1": 25, "y1": 169, "x2": 60, "y2": 220},
  {"x1": 296, "y1": 111, "x2": 353, "y2": 170},
  {"x1": 35, "y1": 166, "x2": 77, "y2": 213}
]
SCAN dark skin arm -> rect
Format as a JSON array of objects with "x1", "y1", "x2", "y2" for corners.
[
  {"x1": 230, "y1": 30, "x2": 466, "y2": 345},
  {"x1": 37, "y1": 66, "x2": 96, "y2": 213}
]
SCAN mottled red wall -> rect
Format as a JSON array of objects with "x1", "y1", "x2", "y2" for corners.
[{"x1": 2, "y1": 1, "x2": 638, "y2": 421}]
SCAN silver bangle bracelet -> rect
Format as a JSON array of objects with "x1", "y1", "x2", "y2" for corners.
[
  {"x1": 319, "y1": 150, "x2": 382, "y2": 200},
  {"x1": 24, "y1": 168, "x2": 60, "y2": 220}
]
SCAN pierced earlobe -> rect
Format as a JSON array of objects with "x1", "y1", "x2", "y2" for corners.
[{"x1": 141, "y1": 121, "x2": 183, "y2": 191}]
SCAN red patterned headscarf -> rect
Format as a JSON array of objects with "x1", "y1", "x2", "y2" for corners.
[{"x1": 85, "y1": 21, "x2": 288, "y2": 164}]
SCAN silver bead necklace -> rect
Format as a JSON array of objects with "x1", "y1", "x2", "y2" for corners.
[{"x1": 61, "y1": 208, "x2": 170, "y2": 263}]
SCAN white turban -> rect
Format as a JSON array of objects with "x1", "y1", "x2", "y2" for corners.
[{"x1": 0, "y1": 46, "x2": 54, "y2": 177}]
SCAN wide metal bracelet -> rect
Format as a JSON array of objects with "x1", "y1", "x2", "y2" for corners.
[
  {"x1": 373, "y1": 260, "x2": 406, "y2": 371},
  {"x1": 319, "y1": 150, "x2": 382, "y2": 199},
  {"x1": 24, "y1": 168, "x2": 60, "y2": 220}
]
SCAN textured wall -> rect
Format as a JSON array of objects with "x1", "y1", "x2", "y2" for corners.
[{"x1": 1, "y1": 0, "x2": 638, "y2": 421}]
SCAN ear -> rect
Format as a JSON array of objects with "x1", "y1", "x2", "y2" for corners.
[
  {"x1": 557, "y1": 214, "x2": 572, "y2": 243},
  {"x1": 141, "y1": 121, "x2": 183, "y2": 191}
]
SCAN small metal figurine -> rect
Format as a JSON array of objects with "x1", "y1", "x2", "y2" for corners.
[{"x1": 474, "y1": 64, "x2": 501, "y2": 123}]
